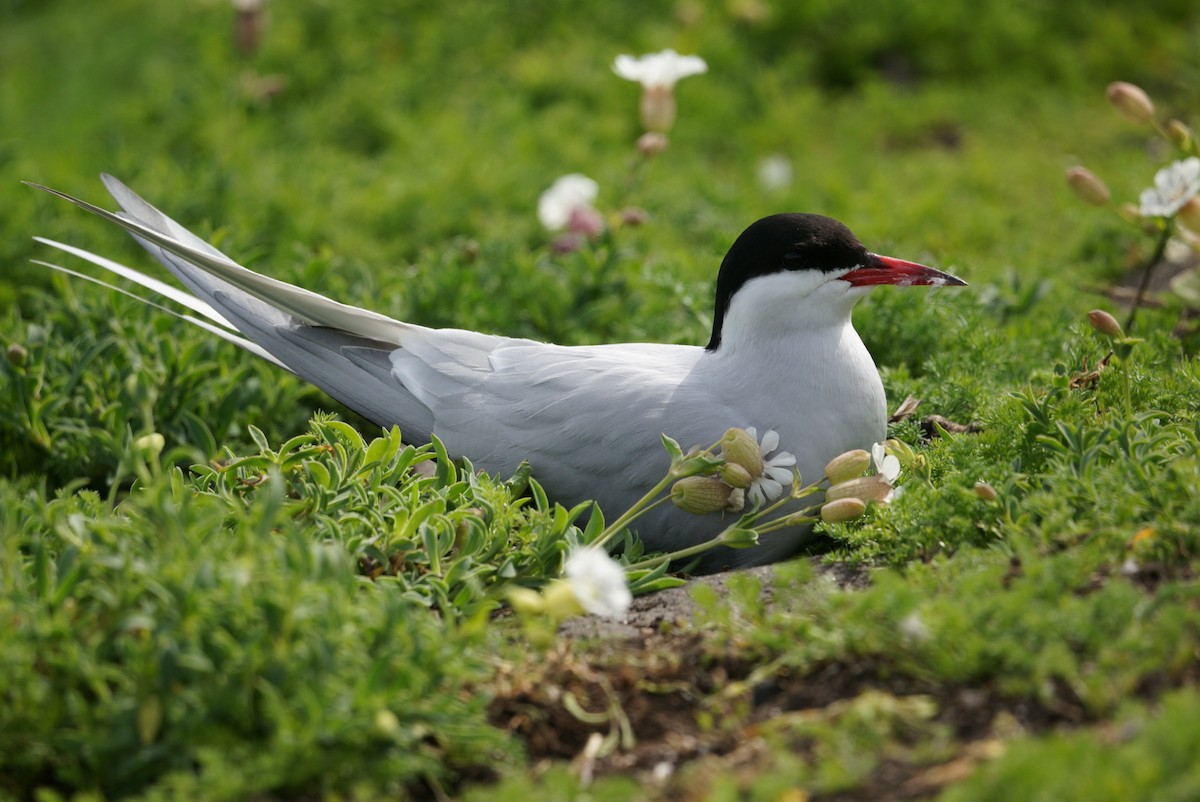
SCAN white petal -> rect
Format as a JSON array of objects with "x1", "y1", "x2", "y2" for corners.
[
  {"x1": 765, "y1": 465, "x2": 794, "y2": 485},
  {"x1": 744, "y1": 425, "x2": 758, "y2": 441},
  {"x1": 564, "y1": 546, "x2": 631, "y2": 618},
  {"x1": 759, "y1": 429, "x2": 779, "y2": 455},
  {"x1": 881, "y1": 454, "x2": 901, "y2": 483},
  {"x1": 766, "y1": 450, "x2": 796, "y2": 469},
  {"x1": 754, "y1": 477, "x2": 783, "y2": 502},
  {"x1": 537, "y1": 174, "x2": 599, "y2": 231}
]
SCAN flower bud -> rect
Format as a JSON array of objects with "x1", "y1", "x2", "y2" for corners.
[
  {"x1": 671, "y1": 476, "x2": 741, "y2": 515},
  {"x1": 542, "y1": 579, "x2": 585, "y2": 619},
  {"x1": 619, "y1": 206, "x2": 649, "y2": 227},
  {"x1": 1117, "y1": 202, "x2": 1143, "y2": 224},
  {"x1": 1167, "y1": 120, "x2": 1194, "y2": 151},
  {"x1": 720, "y1": 428, "x2": 763, "y2": 478},
  {"x1": 566, "y1": 206, "x2": 606, "y2": 240},
  {"x1": 973, "y1": 481, "x2": 999, "y2": 501},
  {"x1": 1106, "y1": 81, "x2": 1155, "y2": 124},
  {"x1": 1087, "y1": 309, "x2": 1124, "y2": 339},
  {"x1": 134, "y1": 433, "x2": 165, "y2": 457},
  {"x1": 824, "y1": 449, "x2": 871, "y2": 485},
  {"x1": 639, "y1": 86, "x2": 676, "y2": 133},
  {"x1": 6, "y1": 342, "x2": 27, "y2": 366},
  {"x1": 820, "y1": 497, "x2": 866, "y2": 524},
  {"x1": 506, "y1": 586, "x2": 545, "y2": 616},
  {"x1": 825, "y1": 476, "x2": 892, "y2": 503},
  {"x1": 1065, "y1": 166, "x2": 1111, "y2": 206},
  {"x1": 1177, "y1": 196, "x2": 1200, "y2": 235},
  {"x1": 636, "y1": 131, "x2": 669, "y2": 157},
  {"x1": 719, "y1": 462, "x2": 754, "y2": 489}
]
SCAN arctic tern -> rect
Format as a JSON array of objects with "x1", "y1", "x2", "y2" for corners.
[{"x1": 29, "y1": 175, "x2": 965, "y2": 572}]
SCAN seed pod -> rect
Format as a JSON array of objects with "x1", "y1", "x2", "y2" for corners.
[
  {"x1": 821, "y1": 497, "x2": 867, "y2": 523},
  {"x1": 824, "y1": 449, "x2": 871, "y2": 485}
]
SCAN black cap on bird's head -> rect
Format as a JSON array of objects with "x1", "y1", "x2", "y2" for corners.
[{"x1": 705, "y1": 213, "x2": 965, "y2": 350}]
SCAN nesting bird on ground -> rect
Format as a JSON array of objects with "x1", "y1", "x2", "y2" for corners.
[{"x1": 29, "y1": 176, "x2": 965, "y2": 572}]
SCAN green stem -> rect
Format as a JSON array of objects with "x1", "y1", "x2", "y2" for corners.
[
  {"x1": 1125, "y1": 221, "x2": 1172, "y2": 333},
  {"x1": 590, "y1": 473, "x2": 677, "y2": 551}
]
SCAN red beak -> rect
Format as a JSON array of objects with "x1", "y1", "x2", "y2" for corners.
[{"x1": 842, "y1": 254, "x2": 966, "y2": 287}]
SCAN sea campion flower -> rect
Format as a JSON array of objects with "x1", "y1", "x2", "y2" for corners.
[
  {"x1": 537, "y1": 174, "x2": 603, "y2": 232},
  {"x1": 826, "y1": 442, "x2": 900, "y2": 504},
  {"x1": 561, "y1": 546, "x2": 632, "y2": 619},
  {"x1": 1138, "y1": 157, "x2": 1200, "y2": 218},
  {"x1": 740, "y1": 427, "x2": 796, "y2": 506},
  {"x1": 872, "y1": 442, "x2": 901, "y2": 484},
  {"x1": 613, "y1": 49, "x2": 707, "y2": 134}
]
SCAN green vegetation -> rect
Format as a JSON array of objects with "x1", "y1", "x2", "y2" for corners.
[{"x1": 3, "y1": 0, "x2": 1200, "y2": 799}]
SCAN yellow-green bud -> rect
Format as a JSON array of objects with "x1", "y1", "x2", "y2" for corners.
[
  {"x1": 671, "y1": 476, "x2": 741, "y2": 515},
  {"x1": 6, "y1": 342, "x2": 27, "y2": 366},
  {"x1": 720, "y1": 428, "x2": 763, "y2": 477},
  {"x1": 1106, "y1": 81, "x2": 1155, "y2": 124},
  {"x1": 507, "y1": 586, "x2": 546, "y2": 616},
  {"x1": 1177, "y1": 197, "x2": 1200, "y2": 235},
  {"x1": 973, "y1": 481, "x2": 999, "y2": 501},
  {"x1": 1117, "y1": 202, "x2": 1143, "y2": 223},
  {"x1": 720, "y1": 462, "x2": 754, "y2": 489},
  {"x1": 1087, "y1": 309, "x2": 1124, "y2": 339},
  {"x1": 1168, "y1": 119, "x2": 1194, "y2": 151},
  {"x1": 374, "y1": 709, "x2": 401, "y2": 736},
  {"x1": 1065, "y1": 166, "x2": 1111, "y2": 206},
  {"x1": 820, "y1": 497, "x2": 867, "y2": 523},
  {"x1": 824, "y1": 449, "x2": 871, "y2": 484},
  {"x1": 133, "y1": 433, "x2": 165, "y2": 457},
  {"x1": 825, "y1": 476, "x2": 892, "y2": 503},
  {"x1": 542, "y1": 580, "x2": 585, "y2": 619}
]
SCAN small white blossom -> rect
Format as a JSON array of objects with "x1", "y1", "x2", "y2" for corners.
[
  {"x1": 564, "y1": 547, "x2": 631, "y2": 619},
  {"x1": 757, "y1": 155, "x2": 794, "y2": 191},
  {"x1": 612, "y1": 49, "x2": 708, "y2": 89},
  {"x1": 1139, "y1": 157, "x2": 1200, "y2": 218},
  {"x1": 744, "y1": 427, "x2": 797, "y2": 506},
  {"x1": 872, "y1": 442, "x2": 901, "y2": 484},
  {"x1": 537, "y1": 174, "x2": 600, "y2": 231}
]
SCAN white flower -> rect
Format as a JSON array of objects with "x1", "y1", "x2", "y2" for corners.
[
  {"x1": 612, "y1": 49, "x2": 707, "y2": 89},
  {"x1": 757, "y1": 155, "x2": 794, "y2": 191},
  {"x1": 871, "y1": 442, "x2": 901, "y2": 484},
  {"x1": 563, "y1": 547, "x2": 631, "y2": 619},
  {"x1": 1139, "y1": 157, "x2": 1200, "y2": 218},
  {"x1": 537, "y1": 174, "x2": 600, "y2": 231},
  {"x1": 743, "y1": 427, "x2": 797, "y2": 506}
]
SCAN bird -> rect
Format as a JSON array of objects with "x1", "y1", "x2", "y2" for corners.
[{"x1": 28, "y1": 175, "x2": 965, "y2": 572}]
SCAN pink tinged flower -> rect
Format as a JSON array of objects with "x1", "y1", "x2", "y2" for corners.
[
  {"x1": 563, "y1": 547, "x2": 631, "y2": 619},
  {"x1": 1139, "y1": 157, "x2": 1200, "y2": 218},
  {"x1": 742, "y1": 427, "x2": 797, "y2": 506},
  {"x1": 538, "y1": 174, "x2": 601, "y2": 231}
]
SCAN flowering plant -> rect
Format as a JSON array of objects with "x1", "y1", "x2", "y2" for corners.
[{"x1": 1065, "y1": 81, "x2": 1200, "y2": 333}]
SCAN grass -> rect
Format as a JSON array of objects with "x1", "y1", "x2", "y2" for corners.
[{"x1": 3, "y1": 0, "x2": 1200, "y2": 799}]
